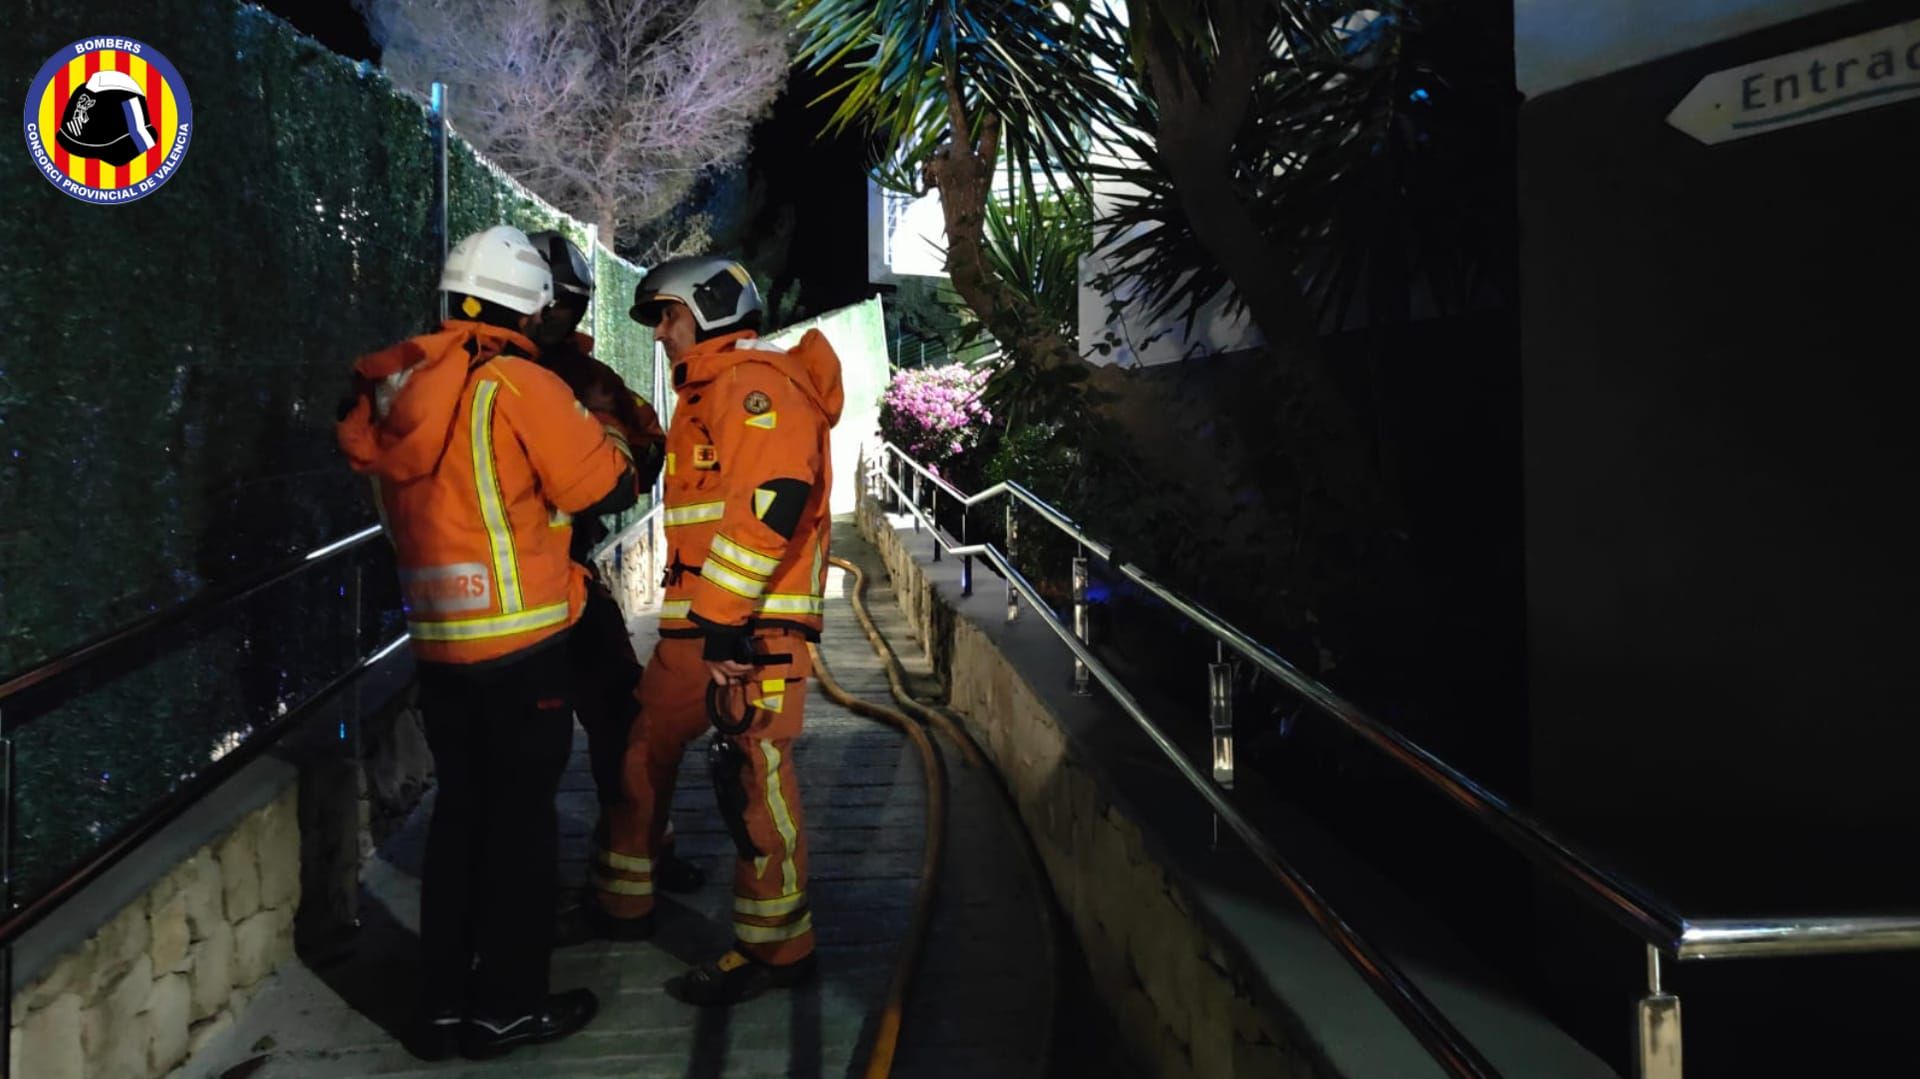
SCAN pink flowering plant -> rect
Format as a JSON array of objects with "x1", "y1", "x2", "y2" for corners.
[{"x1": 878, "y1": 364, "x2": 995, "y2": 475}]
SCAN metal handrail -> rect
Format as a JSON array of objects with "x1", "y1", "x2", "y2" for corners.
[
  {"x1": 874, "y1": 441, "x2": 1920, "y2": 962},
  {"x1": 867, "y1": 449, "x2": 1500, "y2": 1077},
  {"x1": 0, "y1": 524, "x2": 386, "y2": 730},
  {"x1": 0, "y1": 629, "x2": 408, "y2": 951},
  {"x1": 870, "y1": 439, "x2": 1920, "y2": 1076}
]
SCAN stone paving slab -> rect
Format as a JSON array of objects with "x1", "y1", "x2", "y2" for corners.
[{"x1": 176, "y1": 523, "x2": 1054, "y2": 1078}]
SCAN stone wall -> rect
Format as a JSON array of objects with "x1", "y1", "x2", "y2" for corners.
[
  {"x1": 8, "y1": 783, "x2": 300, "y2": 1079},
  {"x1": 858, "y1": 498, "x2": 1307, "y2": 1079}
]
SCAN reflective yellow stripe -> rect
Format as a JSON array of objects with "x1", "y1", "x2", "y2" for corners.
[
  {"x1": 734, "y1": 911, "x2": 813, "y2": 943},
  {"x1": 660, "y1": 599, "x2": 692, "y2": 620},
  {"x1": 701, "y1": 560, "x2": 768, "y2": 600},
  {"x1": 710, "y1": 534, "x2": 779, "y2": 577},
  {"x1": 757, "y1": 594, "x2": 825, "y2": 616},
  {"x1": 752, "y1": 694, "x2": 785, "y2": 714},
  {"x1": 811, "y1": 535, "x2": 827, "y2": 595},
  {"x1": 664, "y1": 501, "x2": 725, "y2": 527},
  {"x1": 592, "y1": 870, "x2": 653, "y2": 896},
  {"x1": 594, "y1": 846, "x2": 652, "y2": 873},
  {"x1": 407, "y1": 601, "x2": 569, "y2": 642},
  {"x1": 762, "y1": 679, "x2": 786, "y2": 695},
  {"x1": 734, "y1": 891, "x2": 807, "y2": 917},
  {"x1": 760, "y1": 742, "x2": 799, "y2": 895},
  {"x1": 470, "y1": 381, "x2": 523, "y2": 613}
]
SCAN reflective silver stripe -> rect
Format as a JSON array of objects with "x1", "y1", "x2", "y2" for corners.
[
  {"x1": 710, "y1": 534, "x2": 779, "y2": 577},
  {"x1": 701, "y1": 560, "x2": 768, "y2": 600},
  {"x1": 734, "y1": 891, "x2": 807, "y2": 917},
  {"x1": 811, "y1": 535, "x2": 826, "y2": 595},
  {"x1": 734, "y1": 912, "x2": 813, "y2": 943},
  {"x1": 470, "y1": 381, "x2": 523, "y2": 613},
  {"x1": 407, "y1": 601, "x2": 569, "y2": 642},
  {"x1": 594, "y1": 846, "x2": 652, "y2": 873},
  {"x1": 660, "y1": 599, "x2": 692, "y2": 620},
  {"x1": 592, "y1": 870, "x2": 653, "y2": 896},
  {"x1": 756, "y1": 594, "x2": 824, "y2": 616},
  {"x1": 761, "y1": 742, "x2": 799, "y2": 895},
  {"x1": 664, "y1": 501, "x2": 725, "y2": 527}
]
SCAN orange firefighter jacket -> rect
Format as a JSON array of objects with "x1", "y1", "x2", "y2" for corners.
[
  {"x1": 336, "y1": 321, "x2": 631, "y2": 665},
  {"x1": 657, "y1": 329, "x2": 844, "y2": 651}
]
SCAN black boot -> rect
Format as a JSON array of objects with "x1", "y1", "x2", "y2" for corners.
[
  {"x1": 583, "y1": 902, "x2": 656, "y2": 942},
  {"x1": 665, "y1": 949, "x2": 816, "y2": 1007},
  {"x1": 402, "y1": 1008, "x2": 462, "y2": 1062},
  {"x1": 459, "y1": 988, "x2": 599, "y2": 1060}
]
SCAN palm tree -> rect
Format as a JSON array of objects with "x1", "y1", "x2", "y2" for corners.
[{"x1": 781, "y1": 0, "x2": 1127, "y2": 372}]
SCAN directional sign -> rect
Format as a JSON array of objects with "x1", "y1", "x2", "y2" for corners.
[{"x1": 1667, "y1": 17, "x2": 1920, "y2": 145}]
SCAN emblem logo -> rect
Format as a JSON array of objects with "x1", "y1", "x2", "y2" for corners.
[
  {"x1": 23, "y1": 36, "x2": 193, "y2": 204},
  {"x1": 743, "y1": 391, "x2": 773, "y2": 415}
]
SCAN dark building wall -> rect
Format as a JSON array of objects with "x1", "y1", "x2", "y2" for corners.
[
  {"x1": 1524, "y1": 0, "x2": 1920, "y2": 881},
  {"x1": 1521, "y1": 2, "x2": 1920, "y2": 1072}
]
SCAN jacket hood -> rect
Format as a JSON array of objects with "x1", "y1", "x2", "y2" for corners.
[
  {"x1": 336, "y1": 321, "x2": 538, "y2": 482},
  {"x1": 676, "y1": 329, "x2": 844, "y2": 428}
]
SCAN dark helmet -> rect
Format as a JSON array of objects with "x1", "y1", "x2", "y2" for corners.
[
  {"x1": 526, "y1": 230, "x2": 594, "y2": 300},
  {"x1": 56, "y1": 70, "x2": 158, "y2": 167},
  {"x1": 629, "y1": 256, "x2": 764, "y2": 333}
]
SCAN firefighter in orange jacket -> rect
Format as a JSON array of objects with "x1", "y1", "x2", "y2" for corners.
[
  {"x1": 523, "y1": 232, "x2": 706, "y2": 914},
  {"x1": 594, "y1": 256, "x2": 843, "y2": 1006},
  {"x1": 337, "y1": 225, "x2": 634, "y2": 1059}
]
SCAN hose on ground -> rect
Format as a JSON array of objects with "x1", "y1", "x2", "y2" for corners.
[
  {"x1": 829, "y1": 555, "x2": 986, "y2": 770},
  {"x1": 812, "y1": 554, "x2": 949, "y2": 1079}
]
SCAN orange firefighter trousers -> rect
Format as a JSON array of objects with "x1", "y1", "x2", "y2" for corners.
[{"x1": 597, "y1": 632, "x2": 814, "y2": 965}]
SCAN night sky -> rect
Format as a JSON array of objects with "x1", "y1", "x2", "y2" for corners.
[{"x1": 252, "y1": 0, "x2": 872, "y2": 316}]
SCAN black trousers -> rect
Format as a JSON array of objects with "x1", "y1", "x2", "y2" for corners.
[
  {"x1": 570, "y1": 577, "x2": 642, "y2": 814},
  {"x1": 417, "y1": 641, "x2": 573, "y2": 1020}
]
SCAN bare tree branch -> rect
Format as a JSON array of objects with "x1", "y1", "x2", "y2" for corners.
[{"x1": 359, "y1": 0, "x2": 788, "y2": 254}]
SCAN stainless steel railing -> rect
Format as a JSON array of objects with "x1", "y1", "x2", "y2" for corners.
[
  {"x1": 867, "y1": 439, "x2": 1920, "y2": 1079},
  {"x1": 865, "y1": 444, "x2": 1501, "y2": 1077}
]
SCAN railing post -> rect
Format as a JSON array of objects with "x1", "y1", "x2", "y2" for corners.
[
  {"x1": 1210, "y1": 644, "x2": 1234, "y2": 788},
  {"x1": 1071, "y1": 554, "x2": 1091, "y2": 696},
  {"x1": 348, "y1": 564, "x2": 365, "y2": 754},
  {"x1": 1636, "y1": 944, "x2": 1683, "y2": 1079},
  {"x1": 911, "y1": 472, "x2": 922, "y2": 533},
  {"x1": 930, "y1": 488, "x2": 942, "y2": 562},
  {"x1": 3, "y1": 727, "x2": 13, "y2": 1079},
  {"x1": 429, "y1": 82, "x2": 450, "y2": 324},
  {"x1": 960, "y1": 507, "x2": 972, "y2": 597},
  {"x1": 1004, "y1": 502, "x2": 1019, "y2": 622}
]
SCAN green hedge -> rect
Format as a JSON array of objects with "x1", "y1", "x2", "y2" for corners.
[{"x1": 0, "y1": 1, "x2": 654, "y2": 900}]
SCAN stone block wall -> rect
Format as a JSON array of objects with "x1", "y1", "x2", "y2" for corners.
[
  {"x1": 8, "y1": 784, "x2": 300, "y2": 1079},
  {"x1": 860, "y1": 498, "x2": 1310, "y2": 1079}
]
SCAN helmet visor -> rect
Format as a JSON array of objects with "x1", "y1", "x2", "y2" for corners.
[{"x1": 630, "y1": 296, "x2": 674, "y2": 327}]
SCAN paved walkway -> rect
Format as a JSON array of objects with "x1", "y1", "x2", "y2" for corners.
[{"x1": 179, "y1": 522, "x2": 1053, "y2": 1078}]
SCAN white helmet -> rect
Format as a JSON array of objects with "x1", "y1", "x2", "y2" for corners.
[
  {"x1": 439, "y1": 225, "x2": 553, "y2": 315},
  {"x1": 630, "y1": 256, "x2": 764, "y2": 334}
]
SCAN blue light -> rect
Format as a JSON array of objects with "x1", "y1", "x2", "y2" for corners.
[
  {"x1": 339, "y1": 722, "x2": 348, "y2": 741},
  {"x1": 1409, "y1": 88, "x2": 1431, "y2": 103}
]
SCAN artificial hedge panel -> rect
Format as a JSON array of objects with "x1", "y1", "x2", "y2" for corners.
[{"x1": 0, "y1": 1, "x2": 653, "y2": 899}]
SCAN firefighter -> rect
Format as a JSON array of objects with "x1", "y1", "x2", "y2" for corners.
[
  {"x1": 521, "y1": 232, "x2": 706, "y2": 921},
  {"x1": 337, "y1": 224, "x2": 635, "y2": 1059},
  {"x1": 595, "y1": 256, "x2": 843, "y2": 1006}
]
